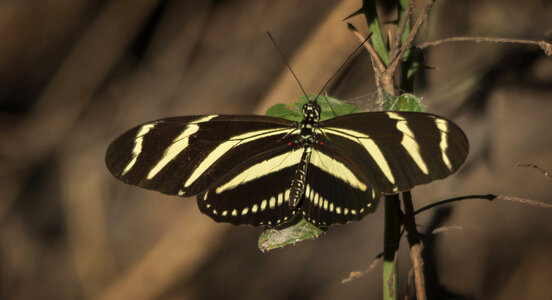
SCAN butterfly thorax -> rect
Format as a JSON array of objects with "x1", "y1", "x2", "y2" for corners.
[{"x1": 297, "y1": 102, "x2": 321, "y2": 146}]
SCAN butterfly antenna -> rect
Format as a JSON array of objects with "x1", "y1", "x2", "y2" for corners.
[
  {"x1": 312, "y1": 32, "x2": 372, "y2": 104},
  {"x1": 267, "y1": 31, "x2": 310, "y2": 101},
  {"x1": 320, "y1": 93, "x2": 338, "y2": 118}
]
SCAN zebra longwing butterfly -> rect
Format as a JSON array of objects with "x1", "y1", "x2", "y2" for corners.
[{"x1": 105, "y1": 97, "x2": 468, "y2": 228}]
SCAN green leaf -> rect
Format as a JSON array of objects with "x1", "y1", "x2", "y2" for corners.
[
  {"x1": 398, "y1": 0, "x2": 414, "y2": 93},
  {"x1": 343, "y1": 1, "x2": 389, "y2": 65},
  {"x1": 406, "y1": 61, "x2": 420, "y2": 80},
  {"x1": 362, "y1": 0, "x2": 389, "y2": 65},
  {"x1": 260, "y1": 95, "x2": 361, "y2": 251},
  {"x1": 258, "y1": 219, "x2": 323, "y2": 252},
  {"x1": 265, "y1": 103, "x2": 302, "y2": 122},
  {"x1": 265, "y1": 95, "x2": 363, "y2": 121},
  {"x1": 382, "y1": 92, "x2": 424, "y2": 112}
]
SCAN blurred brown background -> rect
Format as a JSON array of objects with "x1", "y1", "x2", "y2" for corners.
[{"x1": 1, "y1": 0, "x2": 551, "y2": 299}]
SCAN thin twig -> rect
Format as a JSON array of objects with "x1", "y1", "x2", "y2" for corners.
[
  {"x1": 415, "y1": 194, "x2": 552, "y2": 216},
  {"x1": 341, "y1": 254, "x2": 382, "y2": 283},
  {"x1": 401, "y1": 191, "x2": 426, "y2": 300},
  {"x1": 516, "y1": 163, "x2": 552, "y2": 179},
  {"x1": 385, "y1": 0, "x2": 435, "y2": 76},
  {"x1": 347, "y1": 23, "x2": 387, "y2": 98},
  {"x1": 391, "y1": 0, "x2": 414, "y2": 56},
  {"x1": 499, "y1": 195, "x2": 552, "y2": 208},
  {"x1": 416, "y1": 36, "x2": 552, "y2": 56},
  {"x1": 388, "y1": 26, "x2": 395, "y2": 54},
  {"x1": 313, "y1": 31, "x2": 372, "y2": 104},
  {"x1": 408, "y1": 244, "x2": 425, "y2": 299},
  {"x1": 431, "y1": 225, "x2": 463, "y2": 235},
  {"x1": 347, "y1": 23, "x2": 386, "y2": 72}
]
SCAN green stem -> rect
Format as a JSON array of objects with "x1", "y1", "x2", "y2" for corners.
[
  {"x1": 363, "y1": 0, "x2": 389, "y2": 65},
  {"x1": 398, "y1": 0, "x2": 414, "y2": 92},
  {"x1": 383, "y1": 194, "x2": 400, "y2": 300}
]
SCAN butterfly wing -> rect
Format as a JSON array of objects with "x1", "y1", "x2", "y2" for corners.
[
  {"x1": 106, "y1": 115, "x2": 298, "y2": 197},
  {"x1": 297, "y1": 111, "x2": 467, "y2": 227},
  {"x1": 106, "y1": 111, "x2": 468, "y2": 228},
  {"x1": 197, "y1": 145, "x2": 305, "y2": 227},
  {"x1": 299, "y1": 148, "x2": 379, "y2": 227},
  {"x1": 317, "y1": 111, "x2": 469, "y2": 194}
]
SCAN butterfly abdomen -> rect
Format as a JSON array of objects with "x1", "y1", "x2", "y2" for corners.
[{"x1": 289, "y1": 148, "x2": 312, "y2": 208}]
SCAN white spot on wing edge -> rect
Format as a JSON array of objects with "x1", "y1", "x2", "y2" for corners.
[
  {"x1": 435, "y1": 119, "x2": 453, "y2": 170},
  {"x1": 122, "y1": 122, "x2": 157, "y2": 176},
  {"x1": 313, "y1": 192, "x2": 319, "y2": 206},
  {"x1": 387, "y1": 112, "x2": 429, "y2": 175},
  {"x1": 284, "y1": 189, "x2": 290, "y2": 202}
]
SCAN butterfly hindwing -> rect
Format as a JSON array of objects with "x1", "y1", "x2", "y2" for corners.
[
  {"x1": 300, "y1": 148, "x2": 379, "y2": 227},
  {"x1": 105, "y1": 115, "x2": 297, "y2": 196},
  {"x1": 198, "y1": 146, "x2": 304, "y2": 227}
]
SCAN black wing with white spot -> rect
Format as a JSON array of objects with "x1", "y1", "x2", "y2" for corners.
[
  {"x1": 197, "y1": 146, "x2": 303, "y2": 227},
  {"x1": 106, "y1": 110, "x2": 468, "y2": 228},
  {"x1": 300, "y1": 149, "x2": 379, "y2": 227}
]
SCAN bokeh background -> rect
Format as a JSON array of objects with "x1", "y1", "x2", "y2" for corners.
[{"x1": 1, "y1": 0, "x2": 551, "y2": 299}]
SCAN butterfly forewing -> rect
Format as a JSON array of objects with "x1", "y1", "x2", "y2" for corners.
[
  {"x1": 318, "y1": 111, "x2": 468, "y2": 194},
  {"x1": 106, "y1": 115, "x2": 297, "y2": 196}
]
